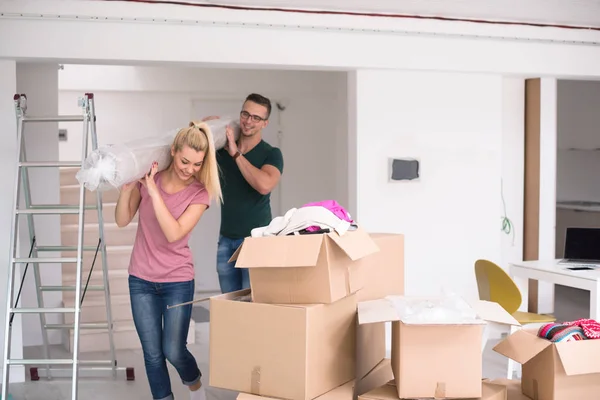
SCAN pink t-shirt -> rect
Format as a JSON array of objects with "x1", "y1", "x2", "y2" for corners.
[{"x1": 128, "y1": 171, "x2": 210, "y2": 283}]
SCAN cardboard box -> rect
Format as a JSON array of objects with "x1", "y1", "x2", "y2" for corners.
[
  {"x1": 356, "y1": 296, "x2": 521, "y2": 399},
  {"x1": 209, "y1": 289, "x2": 358, "y2": 400},
  {"x1": 236, "y1": 359, "x2": 395, "y2": 400},
  {"x1": 358, "y1": 380, "x2": 520, "y2": 400},
  {"x1": 230, "y1": 228, "x2": 381, "y2": 304},
  {"x1": 493, "y1": 328, "x2": 600, "y2": 400}
]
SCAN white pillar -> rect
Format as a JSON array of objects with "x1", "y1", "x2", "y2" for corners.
[
  {"x1": 0, "y1": 59, "x2": 25, "y2": 383},
  {"x1": 346, "y1": 71, "x2": 358, "y2": 217},
  {"x1": 537, "y1": 78, "x2": 558, "y2": 314},
  {"x1": 15, "y1": 63, "x2": 62, "y2": 347}
]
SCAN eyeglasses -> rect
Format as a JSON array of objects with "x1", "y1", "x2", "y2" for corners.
[{"x1": 240, "y1": 110, "x2": 267, "y2": 122}]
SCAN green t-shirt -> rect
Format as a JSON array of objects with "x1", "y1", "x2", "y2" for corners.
[{"x1": 217, "y1": 140, "x2": 284, "y2": 239}]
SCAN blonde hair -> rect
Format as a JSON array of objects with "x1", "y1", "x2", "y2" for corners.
[{"x1": 171, "y1": 121, "x2": 222, "y2": 203}]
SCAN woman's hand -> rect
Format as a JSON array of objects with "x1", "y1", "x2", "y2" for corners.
[{"x1": 139, "y1": 161, "x2": 159, "y2": 199}]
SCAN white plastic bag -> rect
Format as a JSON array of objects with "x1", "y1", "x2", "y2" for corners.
[
  {"x1": 385, "y1": 291, "x2": 481, "y2": 325},
  {"x1": 76, "y1": 118, "x2": 240, "y2": 191}
]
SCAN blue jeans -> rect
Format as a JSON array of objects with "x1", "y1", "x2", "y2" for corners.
[
  {"x1": 129, "y1": 275, "x2": 201, "y2": 400},
  {"x1": 216, "y1": 235, "x2": 249, "y2": 293}
]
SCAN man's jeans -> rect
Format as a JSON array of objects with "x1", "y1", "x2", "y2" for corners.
[
  {"x1": 216, "y1": 234, "x2": 250, "y2": 293},
  {"x1": 129, "y1": 275, "x2": 201, "y2": 400}
]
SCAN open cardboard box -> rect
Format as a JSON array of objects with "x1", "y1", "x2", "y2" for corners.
[
  {"x1": 236, "y1": 359, "x2": 395, "y2": 400},
  {"x1": 356, "y1": 296, "x2": 521, "y2": 399},
  {"x1": 358, "y1": 379, "x2": 528, "y2": 400},
  {"x1": 209, "y1": 289, "x2": 359, "y2": 400},
  {"x1": 229, "y1": 228, "x2": 381, "y2": 304},
  {"x1": 493, "y1": 328, "x2": 600, "y2": 400}
]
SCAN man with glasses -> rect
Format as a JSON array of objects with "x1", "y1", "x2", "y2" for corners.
[{"x1": 203, "y1": 93, "x2": 284, "y2": 293}]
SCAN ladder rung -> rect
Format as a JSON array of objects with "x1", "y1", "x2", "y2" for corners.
[
  {"x1": 11, "y1": 307, "x2": 76, "y2": 314},
  {"x1": 23, "y1": 115, "x2": 84, "y2": 123},
  {"x1": 19, "y1": 161, "x2": 82, "y2": 168},
  {"x1": 29, "y1": 204, "x2": 98, "y2": 210},
  {"x1": 45, "y1": 323, "x2": 109, "y2": 330},
  {"x1": 36, "y1": 245, "x2": 99, "y2": 252},
  {"x1": 7, "y1": 359, "x2": 74, "y2": 365},
  {"x1": 25, "y1": 360, "x2": 115, "y2": 369},
  {"x1": 17, "y1": 208, "x2": 80, "y2": 215},
  {"x1": 13, "y1": 257, "x2": 78, "y2": 263},
  {"x1": 40, "y1": 285, "x2": 104, "y2": 292},
  {"x1": 80, "y1": 360, "x2": 115, "y2": 366}
]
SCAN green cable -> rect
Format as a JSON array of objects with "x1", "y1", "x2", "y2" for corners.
[{"x1": 500, "y1": 179, "x2": 515, "y2": 245}]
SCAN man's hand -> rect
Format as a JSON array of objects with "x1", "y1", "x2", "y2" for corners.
[
  {"x1": 225, "y1": 124, "x2": 239, "y2": 157},
  {"x1": 139, "y1": 161, "x2": 160, "y2": 200}
]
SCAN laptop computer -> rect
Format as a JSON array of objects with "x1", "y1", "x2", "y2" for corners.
[{"x1": 560, "y1": 227, "x2": 600, "y2": 267}]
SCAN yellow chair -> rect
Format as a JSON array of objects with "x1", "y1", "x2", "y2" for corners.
[{"x1": 474, "y1": 259, "x2": 556, "y2": 325}]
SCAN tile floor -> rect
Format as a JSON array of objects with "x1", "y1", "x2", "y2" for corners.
[{"x1": 4, "y1": 284, "x2": 591, "y2": 400}]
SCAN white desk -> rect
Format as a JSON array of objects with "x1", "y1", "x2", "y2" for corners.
[{"x1": 509, "y1": 259, "x2": 600, "y2": 321}]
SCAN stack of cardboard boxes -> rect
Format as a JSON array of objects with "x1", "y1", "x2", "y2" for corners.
[
  {"x1": 208, "y1": 228, "x2": 403, "y2": 400},
  {"x1": 207, "y1": 226, "x2": 599, "y2": 400}
]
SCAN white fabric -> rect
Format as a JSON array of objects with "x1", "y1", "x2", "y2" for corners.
[{"x1": 251, "y1": 206, "x2": 352, "y2": 237}]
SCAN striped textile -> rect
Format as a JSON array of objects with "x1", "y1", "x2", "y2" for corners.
[{"x1": 538, "y1": 318, "x2": 600, "y2": 342}]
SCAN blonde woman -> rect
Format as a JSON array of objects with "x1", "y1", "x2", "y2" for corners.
[{"x1": 115, "y1": 121, "x2": 221, "y2": 400}]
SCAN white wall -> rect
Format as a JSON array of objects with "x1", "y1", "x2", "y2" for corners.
[
  {"x1": 350, "y1": 70, "x2": 523, "y2": 301},
  {"x1": 59, "y1": 65, "x2": 348, "y2": 292},
  {"x1": 500, "y1": 78, "x2": 525, "y2": 270}
]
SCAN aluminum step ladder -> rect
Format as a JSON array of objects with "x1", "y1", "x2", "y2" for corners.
[{"x1": 1, "y1": 93, "x2": 135, "y2": 400}]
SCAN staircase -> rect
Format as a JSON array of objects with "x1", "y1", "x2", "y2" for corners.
[{"x1": 59, "y1": 168, "x2": 195, "y2": 352}]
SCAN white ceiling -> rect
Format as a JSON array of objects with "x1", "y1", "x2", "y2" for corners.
[{"x1": 184, "y1": 0, "x2": 600, "y2": 28}]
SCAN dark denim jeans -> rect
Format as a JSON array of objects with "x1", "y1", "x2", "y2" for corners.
[
  {"x1": 216, "y1": 234, "x2": 250, "y2": 294},
  {"x1": 129, "y1": 275, "x2": 201, "y2": 400}
]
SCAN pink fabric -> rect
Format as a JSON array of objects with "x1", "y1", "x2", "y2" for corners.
[
  {"x1": 129, "y1": 171, "x2": 210, "y2": 282},
  {"x1": 301, "y1": 200, "x2": 353, "y2": 232},
  {"x1": 563, "y1": 319, "x2": 600, "y2": 339}
]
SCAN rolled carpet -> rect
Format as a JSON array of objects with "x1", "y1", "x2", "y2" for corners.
[{"x1": 76, "y1": 118, "x2": 240, "y2": 191}]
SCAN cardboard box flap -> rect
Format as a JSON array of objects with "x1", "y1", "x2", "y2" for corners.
[
  {"x1": 355, "y1": 359, "x2": 394, "y2": 398},
  {"x1": 493, "y1": 329, "x2": 552, "y2": 364},
  {"x1": 327, "y1": 228, "x2": 380, "y2": 261},
  {"x1": 481, "y1": 381, "x2": 507, "y2": 400},
  {"x1": 484, "y1": 379, "x2": 530, "y2": 400},
  {"x1": 357, "y1": 299, "x2": 401, "y2": 325},
  {"x1": 555, "y1": 339, "x2": 600, "y2": 376},
  {"x1": 358, "y1": 381, "x2": 397, "y2": 400},
  {"x1": 468, "y1": 300, "x2": 521, "y2": 327},
  {"x1": 231, "y1": 235, "x2": 325, "y2": 268}
]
